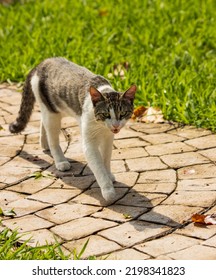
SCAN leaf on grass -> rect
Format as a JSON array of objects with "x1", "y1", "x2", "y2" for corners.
[
  {"x1": 0, "y1": 207, "x2": 16, "y2": 217},
  {"x1": 191, "y1": 213, "x2": 216, "y2": 225},
  {"x1": 132, "y1": 105, "x2": 165, "y2": 123}
]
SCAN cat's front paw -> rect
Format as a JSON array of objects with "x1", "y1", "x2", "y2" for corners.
[
  {"x1": 56, "y1": 161, "x2": 71, "y2": 171},
  {"x1": 101, "y1": 186, "x2": 116, "y2": 204},
  {"x1": 108, "y1": 172, "x2": 116, "y2": 182}
]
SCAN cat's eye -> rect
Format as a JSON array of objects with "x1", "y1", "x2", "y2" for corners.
[
  {"x1": 103, "y1": 113, "x2": 111, "y2": 119},
  {"x1": 120, "y1": 112, "x2": 128, "y2": 119}
]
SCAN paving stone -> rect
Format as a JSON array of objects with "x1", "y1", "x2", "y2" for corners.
[
  {"x1": 0, "y1": 183, "x2": 6, "y2": 190},
  {"x1": 2, "y1": 215, "x2": 54, "y2": 233},
  {"x1": 0, "y1": 145, "x2": 22, "y2": 157},
  {"x1": 6, "y1": 153, "x2": 53, "y2": 169},
  {"x1": 111, "y1": 160, "x2": 126, "y2": 173},
  {"x1": 167, "y1": 244, "x2": 216, "y2": 260},
  {"x1": 105, "y1": 248, "x2": 150, "y2": 260},
  {"x1": 178, "y1": 163, "x2": 216, "y2": 180},
  {"x1": 4, "y1": 198, "x2": 50, "y2": 217},
  {"x1": 168, "y1": 126, "x2": 211, "y2": 139},
  {"x1": 114, "y1": 126, "x2": 143, "y2": 139},
  {"x1": 112, "y1": 147, "x2": 148, "y2": 160},
  {"x1": 140, "y1": 133, "x2": 185, "y2": 144},
  {"x1": 132, "y1": 183, "x2": 176, "y2": 194},
  {"x1": 0, "y1": 135, "x2": 25, "y2": 146},
  {"x1": 51, "y1": 217, "x2": 117, "y2": 241},
  {"x1": 134, "y1": 234, "x2": 200, "y2": 257},
  {"x1": 117, "y1": 192, "x2": 167, "y2": 208},
  {"x1": 25, "y1": 133, "x2": 39, "y2": 144},
  {"x1": 126, "y1": 157, "x2": 167, "y2": 172},
  {"x1": 114, "y1": 172, "x2": 139, "y2": 187},
  {"x1": 50, "y1": 175, "x2": 95, "y2": 190},
  {"x1": 20, "y1": 229, "x2": 62, "y2": 246},
  {"x1": 114, "y1": 138, "x2": 149, "y2": 149},
  {"x1": 0, "y1": 156, "x2": 11, "y2": 166},
  {"x1": 176, "y1": 223, "x2": 216, "y2": 240},
  {"x1": 161, "y1": 152, "x2": 209, "y2": 168},
  {"x1": 8, "y1": 177, "x2": 55, "y2": 194},
  {"x1": 48, "y1": 162, "x2": 85, "y2": 177},
  {"x1": 64, "y1": 235, "x2": 121, "y2": 259},
  {"x1": 0, "y1": 190, "x2": 24, "y2": 207},
  {"x1": 198, "y1": 148, "x2": 216, "y2": 161},
  {"x1": 139, "y1": 205, "x2": 203, "y2": 227},
  {"x1": 145, "y1": 142, "x2": 195, "y2": 156},
  {"x1": 99, "y1": 220, "x2": 170, "y2": 247},
  {"x1": 202, "y1": 234, "x2": 216, "y2": 248},
  {"x1": 37, "y1": 203, "x2": 101, "y2": 224},
  {"x1": 164, "y1": 190, "x2": 216, "y2": 207},
  {"x1": 92, "y1": 205, "x2": 148, "y2": 222},
  {"x1": 0, "y1": 166, "x2": 37, "y2": 184},
  {"x1": 138, "y1": 169, "x2": 176, "y2": 183},
  {"x1": 72, "y1": 187, "x2": 129, "y2": 206},
  {"x1": 29, "y1": 188, "x2": 81, "y2": 204},
  {"x1": 177, "y1": 178, "x2": 216, "y2": 191},
  {"x1": 131, "y1": 123, "x2": 174, "y2": 134},
  {"x1": 185, "y1": 134, "x2": 216, "y2": 149}
]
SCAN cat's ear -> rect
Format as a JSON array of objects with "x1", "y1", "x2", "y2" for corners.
[
  {"x1": 89, "y1": 86, "x2": 103, "y2": 106},
  {"x1": 122, "y1": 85, "x2": 137, "y2": 103}
]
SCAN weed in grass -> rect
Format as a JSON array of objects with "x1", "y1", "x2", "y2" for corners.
[{"x1": 0, "y1": 0, "x2": 216, "y2": 130}]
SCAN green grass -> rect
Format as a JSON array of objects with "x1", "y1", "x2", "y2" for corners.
[
  {"x1": 0, "y1": 228, "x2": 96, "y2": 260},
  {"x1": 1, "y1": 0, "x2": 216, "y2": 130}
]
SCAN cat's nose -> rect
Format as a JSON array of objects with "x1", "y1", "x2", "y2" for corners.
[{"x1": 112, "y1": 124, "x2": 119, "y2": 129}]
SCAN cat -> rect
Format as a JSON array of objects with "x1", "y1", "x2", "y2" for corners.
[{"x1": 9, "y1": 57, "x2": 137, "y2": 203}]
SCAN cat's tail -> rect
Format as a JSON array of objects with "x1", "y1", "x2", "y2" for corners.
[{"x1": 9, "y1": 69, "x2": 36, "y2": 133}]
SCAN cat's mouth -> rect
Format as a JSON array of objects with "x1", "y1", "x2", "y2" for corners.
[{"x1": 111, "y1": 128, "x2": 120, "y2": 134}]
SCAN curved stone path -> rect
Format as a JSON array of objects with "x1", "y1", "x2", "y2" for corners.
[{"x1": 0, "y1": 84, "x2": 216, "y2": 260}]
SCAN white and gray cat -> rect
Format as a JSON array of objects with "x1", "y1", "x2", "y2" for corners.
[{"x1": 9, "y1": 57, "x2": 137, "y2": 203}]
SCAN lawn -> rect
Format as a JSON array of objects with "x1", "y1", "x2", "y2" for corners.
[{"x1": 0, "y1": 0, "x2": 216, "y2": 130}]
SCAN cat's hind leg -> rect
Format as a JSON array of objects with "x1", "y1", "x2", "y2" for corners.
[{"x1": 41, "y1": 109, "x2": 70, "y2": 171}]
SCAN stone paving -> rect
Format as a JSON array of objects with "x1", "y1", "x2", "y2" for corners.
[{"x1": 0, "y1": 84, "x2": 216, "y2": 260}]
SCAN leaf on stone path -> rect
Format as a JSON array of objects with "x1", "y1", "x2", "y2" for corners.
[
  {"x1": 29, "y1": 170, "x2": 54, "y2": 180},
  {"x1": 0, "y1": 207, "x2": 16, "y2": 217},
  {"x1": 131, "y1": 105, "x2": 148, "y2": 120},
  {"x1": 0, "y1": 125, "x2": 4, "y2": 131},
  {"x1": 191, "y1": 213, "x2": 216, "y2": 225},
  {"x1": 123, "y1": 213, "x2": 132, "y2": 219},
  {"x1": 183, "y1": 169, "x2": 196, "y2": 175},
  {"x1": 131, "y1": 105, "x2": 165, "y2": 123}
]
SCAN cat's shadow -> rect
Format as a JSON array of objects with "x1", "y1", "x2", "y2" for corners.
[{"x1": 19, "y1": 150, "x2": 181, "y2": 231}]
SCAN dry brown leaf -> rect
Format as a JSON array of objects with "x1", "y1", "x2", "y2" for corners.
[
  {"x1": 132, "y1": 106, "x2": 165, "y2": 123},
  {"x1": 131, "y1": 105, "x2": 147, "y2": 120},
  {"x1": 191, "y1": 213, "x2": 216, "y2": 225}
]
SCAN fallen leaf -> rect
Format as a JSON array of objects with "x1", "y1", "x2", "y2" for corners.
[
  {"x1": 184, "y1": 169, "x2": 196, "y2": 175},
  {"x1": 131, "y1": 105, "x2": 147, "y2": 120},
  {"x1": 123, "y1": 213, "x2": 132, "y2": 219},
  {"x1": 0, "y1": 207, "x2": 16, "y2": 217},
  {"x1": 132, "y1": 106, "x2": 165, "y2": 123},
  {"x1": 191, "y1": 213, "x2": 216, "y2": 225}
]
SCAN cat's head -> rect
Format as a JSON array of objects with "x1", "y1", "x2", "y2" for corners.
[{"x1": 89, "y1": 85, "x2": 137, "y2": 134}]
